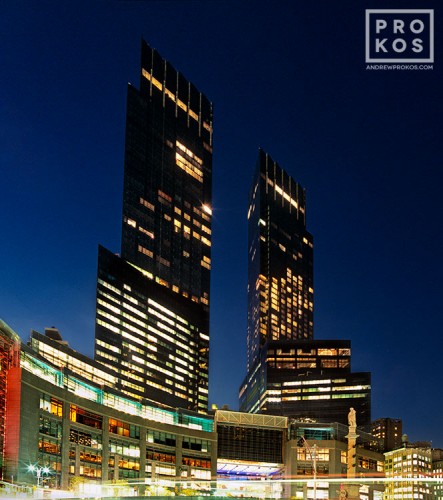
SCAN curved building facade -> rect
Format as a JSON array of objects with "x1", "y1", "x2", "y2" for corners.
[{"x1": 1, "y1": 321, "x2": 216, "y2": 491}]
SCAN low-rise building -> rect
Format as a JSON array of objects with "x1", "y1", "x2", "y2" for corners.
[
  {"x1": 432, "y1": 449, "x2": 443, "y2": 499},
  {"x1": 285, "y1": 421, "x2": 384, "y2": 500},
  {"x1": 384, "y1": 443, "x2": 433, "y2": 500}
]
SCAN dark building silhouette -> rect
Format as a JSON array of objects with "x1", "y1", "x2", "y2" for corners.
[
  {"x1": 371, "y1": 417, "x2": 403, "y2": 451},
  {"x1": 94, "y1": 40, "x2": 213, "y2": 412},
  {"x1": 240, "y1": 151, "x2": 371, "y2": 427}
]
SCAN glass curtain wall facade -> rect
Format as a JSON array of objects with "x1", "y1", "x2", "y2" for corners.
[
  {"x1": 95, "y1": 246, "x2": 209, "y2": 410},
  {"x1": 240, "y1": 151, "x2": 371, "y2": 426},
  {"x1": 246, "y1": 149, "x2": 314, "y2": 373},
  {"x1": 241, "y1": 150, "x2": 314, "y2": 413},
  {"x1": 121, "y1": 40, "x2": 213, "y2": 302},
  {"x1": 240, "y1": 339, "x2": 371, "y2": 426},
  {"x1": 94, "y1": 40, "x2": 213, "y2": 413}
]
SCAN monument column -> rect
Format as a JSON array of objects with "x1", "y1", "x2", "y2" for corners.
[{"x1": 345, "y1": 407, "x2": 360, "y2": 500}]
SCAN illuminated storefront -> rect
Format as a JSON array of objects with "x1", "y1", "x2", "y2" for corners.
[{"x1": 215, "y1": 410, "x2": 286, "y2": 480}]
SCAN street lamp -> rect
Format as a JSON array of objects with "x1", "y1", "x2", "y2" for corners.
[
  {"x1": 298, "y1": 436, "x2": 318, "y2": 500},
  {"x1": 27, "y1": 464, "x2": 51, "y2": 487}
]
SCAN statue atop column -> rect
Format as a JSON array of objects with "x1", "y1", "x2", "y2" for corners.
[
  {"x1": 348, "y1": 407, "x2": 356, "y2": 429},
  {"x1": 345, "y1": 407, "x2": 359, "y2": 497}
]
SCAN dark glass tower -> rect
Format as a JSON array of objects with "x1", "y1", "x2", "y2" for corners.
[
  {"x1": 240, "y1": 150, "x2": 371, "y2": 427},
  {"x1": 94, "y1": 40, "x2": 213, "y2": 413},
  {"x1": 121, "y1": 41, "x2": 213, "y2": 301},
  {"x1": 246, "y1": 149, "x2": 314, "y2": 373}
]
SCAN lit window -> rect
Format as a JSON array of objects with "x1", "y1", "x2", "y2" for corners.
[
  {"x1": 138, "y1": 245, "x2": 153, "y2": 258},
  {"x1": 139, "y1": 197, "x2": 155, "y2": 211},
  {"x1": 125, "y1": 217, "x2": 136, "y2": 228},
  {"x1": 202, "y1": 204, "x2": 212, "y2": 216},
  {"x1": 176, "y1": 153, "x2": 203, "y2": 182}
]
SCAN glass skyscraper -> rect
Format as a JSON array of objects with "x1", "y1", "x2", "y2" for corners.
[
  {"x1": 121, "y1": 41, "x2": 213, "y2": 301},
  {"x1": 246, "y1": 149, "x2": 314, "y2": 374},
  {"x1": 240, "y1": 150, "x2": 371, "y2": 427},
  {"x1": 94, "y1": 40, "x2": 213, "y2": 413}
]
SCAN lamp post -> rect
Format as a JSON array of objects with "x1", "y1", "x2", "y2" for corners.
[
  {"x1": 298, "y1": 436, "x2": 317, "y2": 500},
  {"x1": 27, "y1": 464, "x2": 51, "y2": 487}
]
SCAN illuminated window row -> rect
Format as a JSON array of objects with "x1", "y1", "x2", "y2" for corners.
[
  {"x1": 122, "y1": 301, "x2": 147, "y2": 320},
  {"x1": 125, "y1": 342, "x2": 148, "y2": 358},
  {"x1": 331, "y1": 394, "x2": 368, "y2": 399},
  {"x1": 158, "y1": 189, "x2": 172, "y2": 203},
  {"x1": 97, "y1": 289, "x2": 121, "y2": 309},
  {"x1": 176, "y1": 140, "x2": 203, "y2": 165},
  {"x1": 121, "y1": 320, "x2": 148, "y2": 340},
  {"x1": 176, "y1": 365, "x2": 192, "y2": 376},
  {"x1": 143, "y1": 361, "x2": 185, "y2": 382},
  {"x1": 97, "y1": 298, "x2": 120, "y2": 315},
  {"x1": 174, "y1": 323, "x2": 196, "y2": 341},
  {"x1": 148, "y1": 322, "x2": 196, "y2": 346},
  {"x1": 265, "y1": 388, "x2": 367, "y2": 401},
  {"x1": 123, "y1": 293, "x2": 139, "y2": 306},
  {"x1": 139, "y1": 226, "x2": 154, "y2": 238},
  {"x1": 147, "y1": 324, "x2": 173, "y2": 345},
  {"x1": 176, "y1": 348, "x2": 197, "y2": 366},
  {"x1": 148, "y1": 298, "x2": 188, "y2": 325},
  {"x1": 139, "y1": 197, "x2": 155, "y2": 211},
  {"x1": 96, "y1": 339, "x2": 121, "y2": 354},
  {"x1": 332, "y1": 385, "x2": 370, "y2": 391},
  {"x1": 157, "y1": 320, "x2": 177, "y2": 336},
  {"x1": 121, "y1": 329, "x2": 155, "y2": 351},
  {"x1": 125, "y1": 217, "x2": 136, "y2": 228},
  {"x1": 147, "y1": 307, "x2": 178, "y2": 329},
  {"x1": 142, "y1": 69, "x2": 207, "y2": 129},
  {"x1": 283, "y1": 379, "x2": 331, "y2": 386},
  {"x1": 267, "y1": 178, "x2": 299, "y2": 210},
  {"x1": 32, "y1": 356, "x2": 214, "y2": 430},
  {"x1": 33, "y1": 343, "x2": 115, "y2": 388},
  {"x1": 98, "y1": 279, "x2": 121, "y2": 296},
  {"x1": 99, "y1": 299, "x2": 197, "y2": 351},
  {"x1": 97, "y1": 308, "x2": 120, "y2": 333},
  {"x1": 298, "y1": 448, "x2": 330, "y2": 461},
  {"x1": 120, "y1": 367, "x2": 144, "y2": 383},
  {"x1": 138, "y1": 244, "x2": 153, "y2": 258},
  {"x1": 170, "y1": 355, "x2": 188, "y2": 368},
  {"x1": 147, "y1": 323, "x2": 195, "y2": 354}
]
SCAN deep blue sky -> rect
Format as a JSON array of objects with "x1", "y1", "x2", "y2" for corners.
[{"x1": 1, "y1": 1, "x2": 442, "y2": 445}]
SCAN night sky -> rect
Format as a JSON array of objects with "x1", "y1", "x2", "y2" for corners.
[{"x1": 2, "y1": 1, "x2": 442, "y2": 446}]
